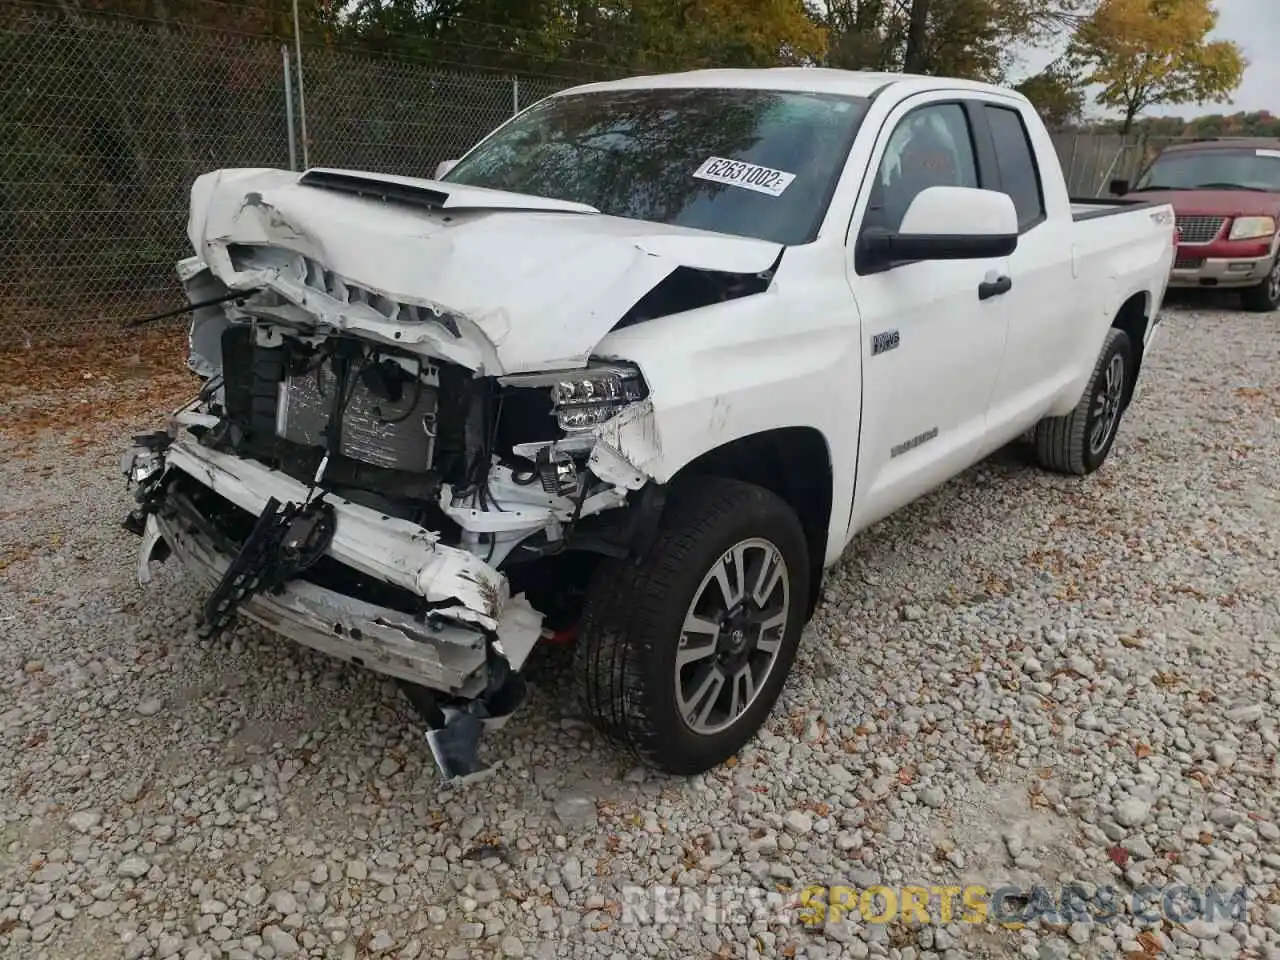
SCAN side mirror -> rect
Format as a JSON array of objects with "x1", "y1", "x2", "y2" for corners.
[
  {"x1": 434, "y1": 159, "x2": 459, "y2": 180},
  {"x1": 860, "y1": 186, "x2": 1018, "y2": 270},
  {"x1": 1109, "y1": 178, "x2": 1130, "y2": 196}
]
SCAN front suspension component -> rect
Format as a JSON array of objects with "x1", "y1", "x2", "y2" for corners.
[{"x1": 196, "y1": 496, "x2": 336, "y2": 639}]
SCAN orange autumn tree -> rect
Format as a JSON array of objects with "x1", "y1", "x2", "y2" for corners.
[{"x1": 1067, "y1": 0, "x2": 1246, "y2": 133}]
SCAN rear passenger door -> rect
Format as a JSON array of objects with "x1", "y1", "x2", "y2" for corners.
[{"x1": 975, "y1": 100, "x2": 1080, "y2": 437}]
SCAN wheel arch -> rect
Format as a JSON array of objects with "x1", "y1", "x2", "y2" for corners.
[
  {"x1": 668, "y1": 426, "x2": 833, "y2": 619},
  {"x1": 1111, "y1": 290, "x2": 1151, "y2": 407}
]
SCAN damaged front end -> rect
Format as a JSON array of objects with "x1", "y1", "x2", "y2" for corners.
[{"x1": 123, "y1": 255, "x2": 668, "y2": 785}]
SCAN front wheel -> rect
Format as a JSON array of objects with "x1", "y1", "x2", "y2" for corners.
[
  {"x1": 573, "y1": 476, "x2": 811, "y2": 775},
  {"x1": 1032, "y1": 327, "x2": 1133, "y2": 476},
  {"x1": 1240, "y1": 257, "x2": 1280, "y2": 312}
]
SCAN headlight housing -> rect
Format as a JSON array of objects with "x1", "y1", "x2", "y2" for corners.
[
  {"x1": 500, "y1": 362, "x2": 648, "y2": 434},
  {"x1": 1227, "y1": 215, "x2": 1276, "y2": 241}
]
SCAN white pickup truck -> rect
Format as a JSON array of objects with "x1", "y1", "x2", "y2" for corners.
[{"x1": 122, "y1": 68, "x2": 1175, "y2": 782}]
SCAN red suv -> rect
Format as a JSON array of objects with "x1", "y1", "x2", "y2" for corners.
[{"x1": 1111, "y1": 138, "x2": 1280, "y2": 312}]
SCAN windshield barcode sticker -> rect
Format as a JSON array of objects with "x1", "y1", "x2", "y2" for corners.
[{"x1": 693, "y1": 157, "x2": 796, "y2": 197}]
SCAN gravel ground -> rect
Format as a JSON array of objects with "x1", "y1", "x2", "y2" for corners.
[{"x1": 1, "y1": 300, "x2": 1278, "y2": 960}]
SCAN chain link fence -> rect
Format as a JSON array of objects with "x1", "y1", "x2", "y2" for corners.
[
  {"x1": 0, "y1": 8, "x2": 1194, "y2": 347},
  {"x1": 299, "y1": 46, "x2": 568, "y2": 177},
  {"x1": 1052, "y1": 131, "x2": 1187, "y2": 198},
  {"x1": 0, "y1": 9, "x2": 571, "y2": 346}
]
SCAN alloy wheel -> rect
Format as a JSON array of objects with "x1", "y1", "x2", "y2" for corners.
[
  {"x1": 674, "y1": 538, "x2": 791, "y2": 736},
  {"x1": 1088, "y1": 352, "x2": 1126, "y2": 456}
]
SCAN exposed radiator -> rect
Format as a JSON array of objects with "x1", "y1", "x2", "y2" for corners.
[{"x1": 275, "y1": 356, "x2": 440, "y2": 473}]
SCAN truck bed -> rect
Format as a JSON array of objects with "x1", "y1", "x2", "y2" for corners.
[{"x1": 1070, "y1": 197, "x2": 1157, "y2": 221}]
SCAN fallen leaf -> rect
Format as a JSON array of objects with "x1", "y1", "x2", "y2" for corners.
[{"x1": 1108, "y1": 845, "x2": 1130, "y2": 867}]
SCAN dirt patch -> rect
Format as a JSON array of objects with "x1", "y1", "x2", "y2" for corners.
[{"x1": 0, "y1": 326, "x2": 198, "y2": 454}]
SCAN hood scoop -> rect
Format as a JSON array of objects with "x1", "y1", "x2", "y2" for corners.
[{"x1": 298, "y1": 167, "x2": 601, "y2": 216}]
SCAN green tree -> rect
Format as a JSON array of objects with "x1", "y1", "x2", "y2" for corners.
[
  {"x1": 1067, "y1": 0, "x2": 1247, "y2": 133},
  {"x1": 821, "y1": 0, "x2": 1087, "y2": 82},
  {"x1": 338, "y1": 0, "x2": 824, "y2": 75},
  {"x1": 1015, "y1": 62, "x2": 1086, "y2": 130}
]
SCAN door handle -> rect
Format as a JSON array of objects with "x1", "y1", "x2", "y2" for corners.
[{"x1": 978, "y1": 275, "x2": 1012, "y2": 300}]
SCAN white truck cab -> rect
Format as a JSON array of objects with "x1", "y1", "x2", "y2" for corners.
[{"x1": 122, "y1": 68, "x2": 1176, "y2": 781}]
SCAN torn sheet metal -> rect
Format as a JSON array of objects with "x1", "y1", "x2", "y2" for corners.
[
  {"x1": 187, "y1": 167, "x2": 783, "y2": 375},
  {"x1": 149, "y1": 509, "x2": 495, "y2": 695},
  {"x1": 137, "y1": 513, "x2": 164, "y2": 585},
  {"x1": 587, "y1": 442, "x2": 648, "y2": 491},
  {"x1": 162, "y1": 426, "x2": 516, "y2": 637},
  {"x1": 590, "y1": 398, "x2": 662, "y2": 476}
]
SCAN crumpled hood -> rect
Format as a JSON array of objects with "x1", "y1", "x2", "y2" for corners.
[{"x1": 188, "y1": 167, "x2": 783, "y2": 374}]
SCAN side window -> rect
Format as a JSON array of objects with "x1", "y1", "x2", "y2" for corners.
[
  {"x1": 984, "y1": 105, "x2": 1045, "y2": 230},
  {"x1": 864, "y1": 103, "x2": 979, "y2": 234}
]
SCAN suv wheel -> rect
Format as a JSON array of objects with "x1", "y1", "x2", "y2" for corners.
[{"x1": 1241, "y1": 257, "x2": 1280, "y2": 312}]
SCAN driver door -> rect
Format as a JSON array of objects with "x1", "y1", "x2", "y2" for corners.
[{"x1": 844, "y1": 96, "x2": 1012, "y2": 534}]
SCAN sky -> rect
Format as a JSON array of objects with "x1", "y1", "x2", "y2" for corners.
[{"x1": 1013, "y1": 0, "x2": 1278, "y2": 118}]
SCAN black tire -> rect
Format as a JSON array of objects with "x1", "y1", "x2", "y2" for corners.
[
  {"x1": 1240, "y1": 257, "x2": 1280, "y2": 312},
  {"x1": 1033, "y1": 327, "x2": 1133, "y2": 476},
  {"x1": 573, "y1": 476, "x2": 811, "y2": 776}
]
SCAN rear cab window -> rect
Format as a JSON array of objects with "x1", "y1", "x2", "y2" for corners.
[{"x1": 982, "y1": 104, "x2": 1046, "y2": 231}]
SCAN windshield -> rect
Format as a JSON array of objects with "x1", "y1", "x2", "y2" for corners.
[
  {"x1": 442, "y1": 86, "x2": 870, "y2": 246},
  {"x1": 1135, "y1": 148, "x2": 1280, "y2": 192}
]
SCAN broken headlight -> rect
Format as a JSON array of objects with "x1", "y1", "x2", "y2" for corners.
[{"x1": 501, "y1": 362, "x2": 648, "y2": 435}]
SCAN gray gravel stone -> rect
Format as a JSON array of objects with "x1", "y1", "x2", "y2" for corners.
[
  {"x1": 67, "y1": 811, "x2": 101, "y2": 834},
  {"x1": 1114, "y1": 799, "x2": 1151, "y2": 828},
  {"x1": 552, "y1": 793, "x2": 595, "y2": 828},
  {"x1": 117, "y1": 856, "x2": 149, "y2": 878},
  {"x1": 1226, "y1": 703, "x2": 1264, "y2": 724},
  {"x1": 264, "y1": 927, "x2": 299, "y2": 957},
  {"x1": 784, "y1": 810, "x2": 813, "y2": 834},
  {"x1": 1, "y1": 304, "x2": 1276, "y2": 960},
  {"x1": 241, "y1": 884, "x2": 267, "y2": 907},
  {"x1": 344, "y1": 860, "x2": 367, "y2": 881}
]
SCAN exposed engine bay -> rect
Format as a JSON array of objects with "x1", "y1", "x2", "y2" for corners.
[
  {"x1": 121, "y1": 163, "x2": 786, "y2": 784},
  {"x1": 198, "y1": 319, "x2": 651, "y2": 562},
  {"x1": 123, "y1": 264, "x2": 673, "y2": 785}
]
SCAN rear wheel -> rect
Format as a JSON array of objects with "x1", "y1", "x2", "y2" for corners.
[
  {"x1": 1032, "y1": 327, "x2": 1132, "y2": 476},
  {"x1": 1240, "y1": 256, "x2": 1280, "y2": 312},
  {"x1": 573, "y1": 476, "x2": 810, "y2": 775}
]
